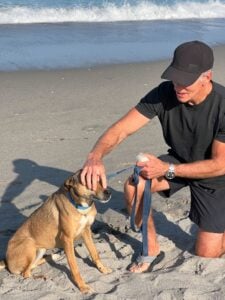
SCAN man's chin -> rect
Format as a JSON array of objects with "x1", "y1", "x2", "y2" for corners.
[{"x1": 176, "y1": 93, "x2": 190, "y2": 102}]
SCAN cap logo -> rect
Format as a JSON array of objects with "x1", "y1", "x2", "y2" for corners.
[{"x1": 188, "y1": 64, "x2": 200, "y2": 73}]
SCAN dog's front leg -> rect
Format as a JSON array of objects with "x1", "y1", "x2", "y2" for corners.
[
  {"x1": 61, "y1": 234, "x2": 93, "y2": 294},
  {"x1": 82, "y1": 227, "x2": 112, "y2": 274}
]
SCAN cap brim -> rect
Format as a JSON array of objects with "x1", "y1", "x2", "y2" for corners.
[{"x1": 161, "y1": 65, "x2": 201, "y2": 86}]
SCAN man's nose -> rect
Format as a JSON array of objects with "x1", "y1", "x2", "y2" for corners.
[{"x1": 173, "y1": 82, "x2": 184, "y2": 90}]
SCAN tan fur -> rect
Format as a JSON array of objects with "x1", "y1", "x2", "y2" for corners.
[{"x1": 0, "y1": 170, "x2": 111, "y2": 294}]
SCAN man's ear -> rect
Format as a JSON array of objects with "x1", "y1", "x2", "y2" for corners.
[{"x1": 201, "y1": 70, "x2": 212, "y2": 84}]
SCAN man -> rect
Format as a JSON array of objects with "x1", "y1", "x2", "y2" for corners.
[{"x1": 81, "y1": 41, "x2": 225, "y2": 273}]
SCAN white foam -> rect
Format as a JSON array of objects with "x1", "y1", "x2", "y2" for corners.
[{"x1": 0, "y1": 1, "x2": 225, "y2": 24}]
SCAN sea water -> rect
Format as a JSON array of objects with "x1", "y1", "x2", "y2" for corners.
[{"x1": 0, "y1": 0, "x2": 225, "y2": 70}]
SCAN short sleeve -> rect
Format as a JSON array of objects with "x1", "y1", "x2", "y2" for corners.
[
  {"x1": 215, "y1": 113, "x2": 225, "y2": 143},
  {"x1": 135, "y1": 81, "x2": 174, "y2": 119}
]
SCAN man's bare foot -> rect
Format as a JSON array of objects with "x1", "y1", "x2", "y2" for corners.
[
  {"x1": 129, "y1": 261, "x2": 152, "y2": 273},
  {"x1": 128, "y1": 251, "x2": 165, "y2": 273}
]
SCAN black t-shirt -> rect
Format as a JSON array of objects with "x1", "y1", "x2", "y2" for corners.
[{"x1": 135, "y1": 81, "x2": 225, "y2": 189}]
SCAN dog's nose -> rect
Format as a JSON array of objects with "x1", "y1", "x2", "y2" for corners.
[
  {"x1": 103, "y1": 188, "x2": 112, "y2": 201},
  {"x1": 105, "y1": 188, "x2": 111, "y2": 197}
]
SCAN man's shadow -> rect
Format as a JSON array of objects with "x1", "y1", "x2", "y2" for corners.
[{"x1": 0, "y1": 158, "x2": 195, "y2": 261}]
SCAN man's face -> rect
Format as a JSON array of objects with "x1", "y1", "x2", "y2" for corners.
[{"x1": 173, "y1": 76, "x2": 204, "y2": 104}]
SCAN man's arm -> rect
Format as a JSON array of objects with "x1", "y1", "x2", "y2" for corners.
[
  {"x1": 81, "y1": 108, "x2": 150, "y2": 190},
  {"x1": 175, "y1": 139, "x2": 225, "y2": 178},
  {"x1": 138, "y1": 139, "x2": 225, "y2": 180}
]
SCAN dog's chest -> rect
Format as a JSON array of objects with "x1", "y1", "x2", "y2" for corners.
[{"x1": 75, "y1": 215, "x2": 95, "y2": 237}]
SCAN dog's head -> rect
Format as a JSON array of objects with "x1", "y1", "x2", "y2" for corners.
[{"x1": 63, "y1": 170, "x2": 111, "y2": 206}]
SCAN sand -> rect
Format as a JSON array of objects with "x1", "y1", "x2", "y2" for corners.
[{"x1": 0, "y1": 45, "x2": 225, "y2": 299}]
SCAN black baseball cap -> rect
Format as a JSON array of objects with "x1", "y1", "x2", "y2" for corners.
[{"x1": 161, "y1": 40, "x2": 214, "y2": 86}]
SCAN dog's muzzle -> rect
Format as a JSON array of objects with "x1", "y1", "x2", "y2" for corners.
[{"x1": 92, "y1": 188, "x2": 111, "y2": 203}]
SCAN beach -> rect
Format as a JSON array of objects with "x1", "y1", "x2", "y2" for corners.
[{"x1": 1, "y1": 44, "x2": 225, "y2": 299}]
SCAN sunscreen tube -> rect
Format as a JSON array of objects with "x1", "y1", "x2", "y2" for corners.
[{"x1": 136, "y1": 153, "x2": 149, "y2": 162}]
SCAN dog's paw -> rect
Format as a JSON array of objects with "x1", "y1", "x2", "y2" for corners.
[
  {"x1": 80, "y1": 283, "x2": 95, "y2": 294},
  {"x1": 102, "y1": 266, "x2": 113, "y2": 274},
  {"x1": 97, "y1": 263, "x2": 112, "y2": 274},
  {"x1": 22, "y1": 270, "x2": 32, "y2": 278}
]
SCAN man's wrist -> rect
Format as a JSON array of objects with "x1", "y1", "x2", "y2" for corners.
[
  {"x1": 165, "y1": 163, "x2": 176, "y2": 180},
  {"x1": 87, "y1": 152, "x2": 102, "y2": 161}
]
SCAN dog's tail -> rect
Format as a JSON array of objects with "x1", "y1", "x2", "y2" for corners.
[{"x1": 0, "y1": 260, "x2": 6, "y2": 271}]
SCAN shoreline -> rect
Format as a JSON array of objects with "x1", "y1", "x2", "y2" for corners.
[{"x1": 0, "y1": 42, "x2": 224, "y2": 76}]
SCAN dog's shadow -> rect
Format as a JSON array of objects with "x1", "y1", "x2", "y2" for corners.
[{"x1": 0, "y1": 158, "x2": 195, "y2": 264}]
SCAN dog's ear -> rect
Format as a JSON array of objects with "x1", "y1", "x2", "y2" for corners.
[{"x1": 63, "y1": 170, "x2": 82, "y2": 190}]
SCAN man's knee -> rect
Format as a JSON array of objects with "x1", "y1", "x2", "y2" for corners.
[
  {"x1": 151, "y1": 177, "x2": 170, "y2": 193},
  {"x1": 195, "y1": 246, "x2": 220, "y2": 258},
  {"x1": 195, "y1": 230, "x2": 224, "y2": 258},
  {"x1": 124, "y1": 175, "x2": 146, "y2": 193},
  {"x1": 124, "y1": 176, "x2": 170, "y2": 194}
]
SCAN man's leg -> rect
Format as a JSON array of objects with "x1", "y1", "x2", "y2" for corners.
[
  {"x1": 124, "y1": 175, "x2": 169, "y2": 273},
  {"x1": 195, "y1": 230, "x2": 225, "y2": 258},
  {"x1": 189, "y1": 183, "x2": 225, "y2": 258}
]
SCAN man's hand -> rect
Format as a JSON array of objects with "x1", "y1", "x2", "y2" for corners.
[
  {"x1": 137, "y1": 153, "x2": 169, "y2": 179},
  {"x1": 80, "y1": 154, "x2": 107, "y2": 191}
]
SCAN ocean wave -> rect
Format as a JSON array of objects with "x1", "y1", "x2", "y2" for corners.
[{"x1": 0, "y1": 1, "x2": 225, "y2": 24}]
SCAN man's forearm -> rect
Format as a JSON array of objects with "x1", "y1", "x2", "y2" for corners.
[
  {"x1": 175, "y1": 159, "x2": 225, "y2": 179},
  {"x1": 88, "y1": 123, "x2": 128, "y2": 160}
]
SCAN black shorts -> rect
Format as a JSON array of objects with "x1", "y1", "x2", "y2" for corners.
[{"x1": 159, "y1": 154, "x2": 225, "y2": 233}]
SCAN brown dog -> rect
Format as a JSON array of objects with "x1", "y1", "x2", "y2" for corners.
[{"x1": 0, "y1": 170, "x2": 112, "y2": 293}]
